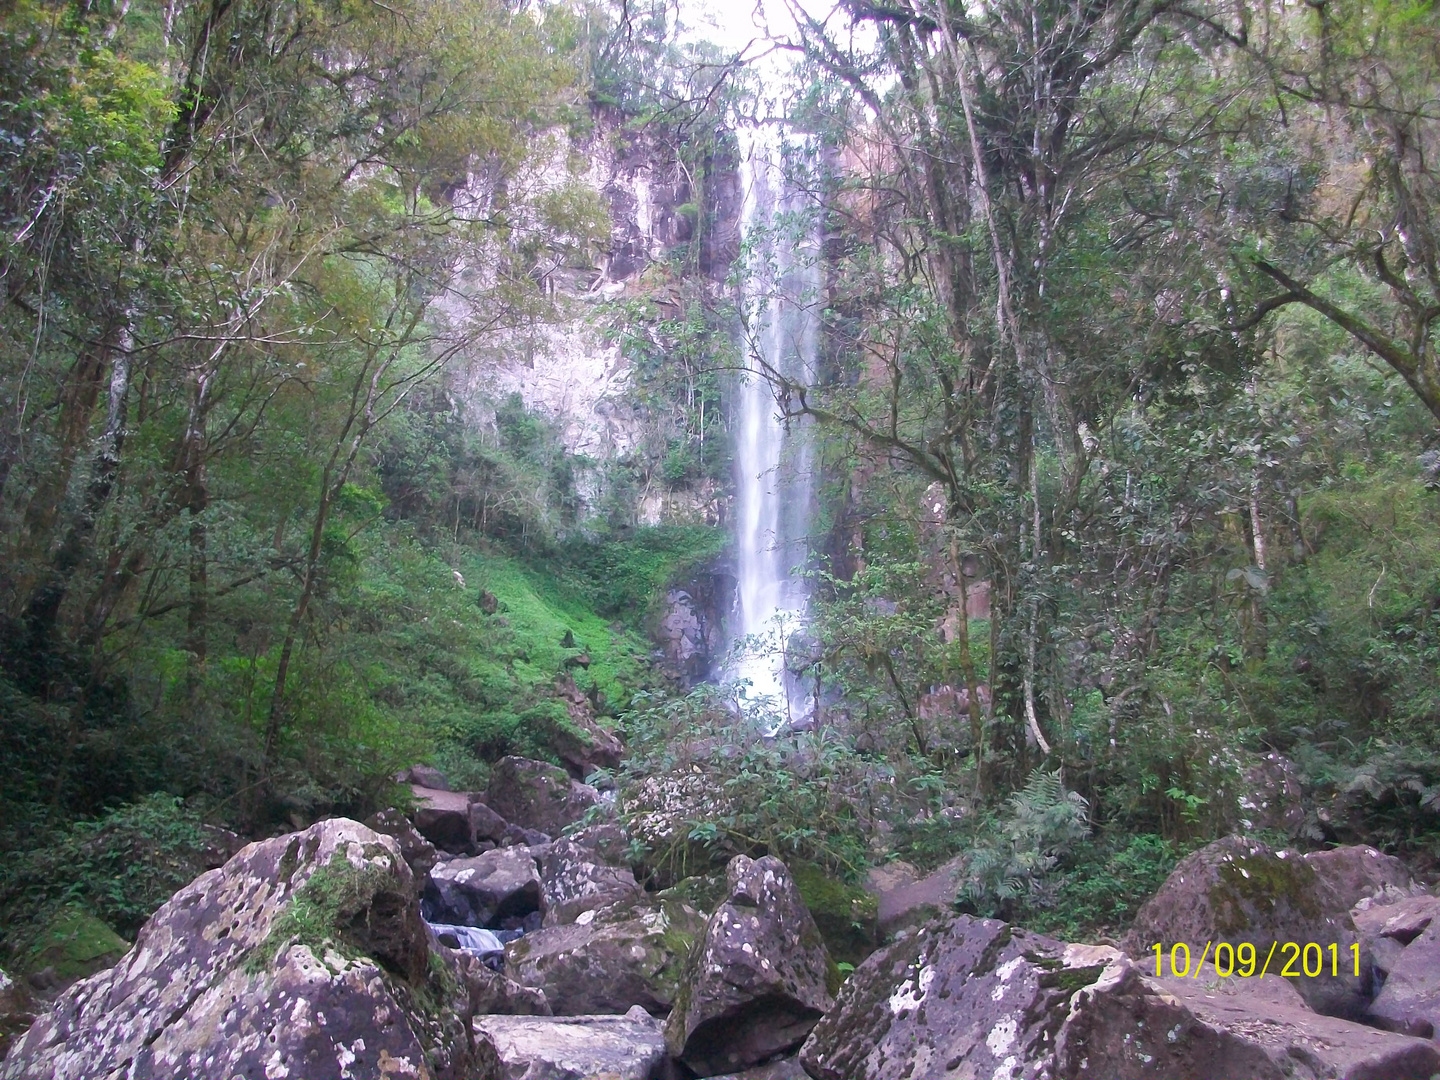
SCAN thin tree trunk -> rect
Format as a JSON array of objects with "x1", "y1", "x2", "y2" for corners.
[
  {"x1": 1022, "y1": 434, "x2": 1052, "y2": 757},
  {"x1": 19, "y1": 341, "x2": 109, "y2": 555},
  {"x1": 25, "y1": 317, "x2": 135, "y2": 654},
  {"x1": 950, "y1": 535, "x2": 986, "y2": 793}
]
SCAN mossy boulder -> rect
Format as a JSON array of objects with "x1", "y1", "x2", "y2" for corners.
[
  {"x1": 13, "y1": 904, "x2": 129, "y2": 989},
  {"x1": 790, "y1": 861, "x2": 879, "y2": 967},
  {"x1": 0, "y1": 819, "x2": 509, "y2": 1080},
  {"x1": 665, "y1": 855, "x2": 834, "y2": 1077},
  {"x1": 1122, "y1": 835, "x2": 1369, "y2": 1018},
  {"x1": 486, "y1": 755, "x2": 603, "y2": 836},
  {"x1": 505, "y1": 893, "x2": 707, "y2": 1016}
]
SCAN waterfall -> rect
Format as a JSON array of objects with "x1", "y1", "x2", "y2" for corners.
[{"x1": 730, "y1": 126, "x2": 818, "y2": 726}]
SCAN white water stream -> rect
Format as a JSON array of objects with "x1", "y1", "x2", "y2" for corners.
[{"x1": 730, "y1": 126, "x2": 819, "y2": 726}]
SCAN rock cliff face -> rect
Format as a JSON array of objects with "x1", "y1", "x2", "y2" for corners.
[{"x1": 448, "y1": 115, "x2": 742, "y2": 527}]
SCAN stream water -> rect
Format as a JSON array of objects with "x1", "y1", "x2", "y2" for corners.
[{"x1": 729, "y1": 126, "x2": 819, "y2": 727}]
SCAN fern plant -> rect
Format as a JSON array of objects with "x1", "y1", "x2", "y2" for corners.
[{"x1": 958, "y1": 770, "x2": 1090, "y2": 918}]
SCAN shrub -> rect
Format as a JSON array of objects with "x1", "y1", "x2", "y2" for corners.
[{"x1": 0, "y1": 794, "x2": 212, "y2": 957}]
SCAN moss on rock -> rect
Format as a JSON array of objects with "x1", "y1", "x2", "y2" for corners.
[
  {"x1": 790, "y1": 860, "x2": 879, "y2": 967},
  {"x1": 13, "y1": 904, "x2": 128, "y2": 984}
]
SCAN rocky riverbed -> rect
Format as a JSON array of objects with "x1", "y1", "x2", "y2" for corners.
[{"x1": 3, "y1": 759, "x2": 1439, "y2": 1079}]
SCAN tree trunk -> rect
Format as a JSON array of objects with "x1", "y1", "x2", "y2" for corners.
[{"x1": 24, "y1": 318, "x2": 135, "y2": 657}]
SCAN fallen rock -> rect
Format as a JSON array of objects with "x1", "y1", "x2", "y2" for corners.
[
  {"x1": 500, "y1": 823, "x2": 552, "y2": 848},
  {"x1": 1239, "y1": 751, "x2": 1306, "y2": 835},
  {"x1": 864, "y1": 855, "x2": 966, "y2": 938},
  {"x1": 424, "y1": 845, "x2": 542, "y2": 927},
  {"x1": 1304, "y1": 845, "x2": 1415, "y2": 910},
  {"x1": 0, "y1": 819, "x2": 478, "y2": 1080},
  {"x1": 799, "y1": 916, "x2": 1115, "y2": 1080},
  {"x1": 412, "y1": 784, "x2": 480, "y2": 854},
  {"x1": 1368, "y1": 917, "x2": 1440, "y2": 1038},
  {"x1": 551, "y1": 673, "x2": 624, "y2": 779},
  {"x1": 539, "y1": 835, "x2": 642, "y2": 926},
  {"x1": 486, "y1": 756, "x2": 602, "y2": 837},
  {"x1": 470, "y1": 801, "x2": 510, "y2": 846},
  {"x1": 707, "y1": 1059, "x2": 810, "y2": 1080},
  {"x1": 507, "y1": 894, "x2": 707, "y2": 1016},
  {"x1": 450, "y1": 948, "x2": 552, "y2": 1017},
  {"x1": 1058, "y1": 959, "x2": 1440, "y2": 1080},
  {"x1": 666, "y1": 855, "x2": 834, "y2": 1077},
  {"x1": 800, "y1": 915, "x2": 1440, "y2": 1080},
  {"x1": 1122, "y1": 835, "x2": 1368, "y2": 1016},
  {"x1": 366, "y1": 806, "x2": 439, "y2": 881},
  {"x1": 473, "y1": 1006, "x2": 668, "y2": 1080},
  {"x1": 1353, "y1": 892, "x2": 1440, "y2": 988},
  {"x1": 0, "y1": 968, "x2": 36, "y2": 1060},
  {"x1": 399, "y1": 763, "x2": 451, "y2": 790}
]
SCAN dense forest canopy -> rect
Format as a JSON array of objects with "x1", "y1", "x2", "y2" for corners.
[{"x1": 1, "y1": 0, "x2": 1438, "y2": 972}]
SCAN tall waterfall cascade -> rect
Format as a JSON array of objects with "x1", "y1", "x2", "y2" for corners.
[{"x1": 730, "y1": 126, "x2": 819, "y2": 726}]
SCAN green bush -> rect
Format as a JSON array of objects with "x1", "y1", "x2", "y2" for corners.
[
  {"x1": 548, "y1": 525, "x2": 727, "y2": 624},
  {"x1": 0, "y1": 794, "x2": 212, "y2": 958},
  {"x1": 956, "y1": 770, "x2": 1090, "y2": 919},
  {"x1": 1026, "y1": 833, "x2": 1185, "y2": 940}
]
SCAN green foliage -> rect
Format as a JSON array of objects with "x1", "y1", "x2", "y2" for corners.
[
  {"x1": 619, "y1": 685, "x2": 881, "y2": 880},
  {"x1": 8, "y1": 904, "x2": 130, "y2": 983},
  {"x1": 547, "y1": 525, "x2": 727, "y2": 624},
  {"x1": 1025, "y1": 834, "x2": 1185, "y2": 941},
  {"x1": 957, "y1": 771, "x2": 1090, "y2": 919},
  {"x1": 0, "y1": 794, "x2": 211, "y2": 960},
  {"x1": 247, "y1": 853, "x2": 400, "y2": 974},
  {"x1": 790, "y1": 860, "x2": 879, "y2": 966}
]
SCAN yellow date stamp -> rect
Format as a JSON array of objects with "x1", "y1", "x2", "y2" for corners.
[{"x1": 1149, "y1": 941, "x2": 1361, "y2": 979}]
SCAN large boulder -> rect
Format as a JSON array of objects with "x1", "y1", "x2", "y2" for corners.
[
  {"x1": 1238, "y1": 751, "x2": 1306, "y2": 835},
  {"x1": 1122, "y1": 835, "x2": 1368, "y2": 1016},
  {"x1": 1303, "y1": 845, "x2": 1415, "y2": 910},
  {"x1": 550, "y1": 674, "x2": 624, "y2": 779},
  {"x1": 1058, "y1": 959, "x2": 1440, "y2": 1080},
  {"x1": 471, "y1": 801, "x2": 511, "y2": 846},
  {"x1": 506, "y1": 894, "x2": 707, "y2": 1016},
  {"x1": 424, "y1": 846, "x2": 542, "y2": 928},
  {"x1": 472, "y1": 1006, "x2": 668, "y2": 1080},
  {"x1": 366, "y1": 806, "x2": 440, "y2": 881},
  {"x1": 800, "y1": 915, "x2": 1440, "y2": 1080},
  {"x1": 665, "y1": 855, "x2": 834, "y2": 1077},
  {"x1": 539, "y1": 835, "x2": 642, "y2": 926},
  {"x1": 486, "y1": 757, "x2": 602, "y2": 837},
  {"x1": 864, "y1": 855, "x2": 965, "y2": 938},
  {"x1": 1368, "y1": 915, "x2": 1440, "y2": 1038},
  {"x1": 623, "y1": 771, "x2": 736, "y2": 888},
  {"x1": 0, "y1": 819, "x2": 479, "y2": 1080},
  {"x1": 799, "y1": 916, "x2": 1115, "y2": 1080},
  {"x1": 412, "y1": 785, "x2": 482, "y2": 854}
]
